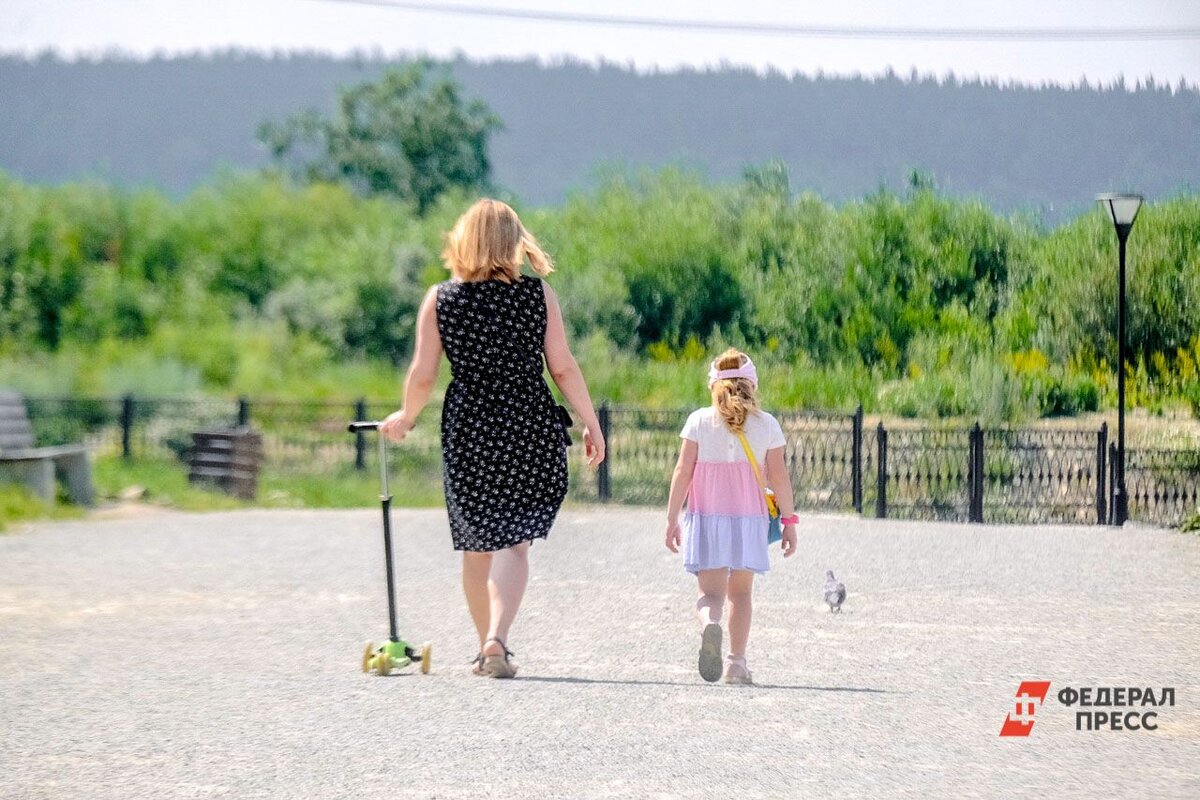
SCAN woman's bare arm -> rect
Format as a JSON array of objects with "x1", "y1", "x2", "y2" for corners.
[
  {"x1": 380, "y1": 286, "x2": 442, "y2": 441},
  {"x1": 543, "y1": 281, "x2": 605, "y2": 466}
]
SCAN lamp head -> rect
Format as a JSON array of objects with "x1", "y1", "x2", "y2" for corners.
[{"x1": 1096, "y1": 193, "x2": 1143, "y2": 239}]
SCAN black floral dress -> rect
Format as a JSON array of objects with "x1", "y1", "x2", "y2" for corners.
[{"x1": 436, "y1": 275, "x2": 569, "y2": 552}]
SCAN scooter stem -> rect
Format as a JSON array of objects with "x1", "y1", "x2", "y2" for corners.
[{"x1": 377, "y1": 431, "x2": 399, "y2": 643}]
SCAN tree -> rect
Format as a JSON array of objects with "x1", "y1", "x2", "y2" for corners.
[{"x1": 258, "y1": 62, "x2": 500, "y2": 213}]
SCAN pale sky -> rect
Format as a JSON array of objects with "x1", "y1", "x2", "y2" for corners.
[{"x1": 2, "y1": 0, "x2": 1199, "y2": 87}]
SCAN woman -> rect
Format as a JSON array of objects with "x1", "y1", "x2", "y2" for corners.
[{"x1": 380, "y1": 198, "x2": 605, "y2": 678}]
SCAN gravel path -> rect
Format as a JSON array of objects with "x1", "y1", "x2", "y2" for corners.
[{"x1": 2, "y1": 508, "x2": 1198, "y2": 798}]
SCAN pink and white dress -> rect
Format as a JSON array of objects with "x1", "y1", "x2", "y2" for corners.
[{"x1": 679, "y1": 407, "x2": 787, "y2": 575}]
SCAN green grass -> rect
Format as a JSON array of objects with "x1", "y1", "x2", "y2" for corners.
[
  {"x1": 258, "y1": 468, "x2": 445, "y2": 508},
  {"x1": 93, "y1": 455, "x2": 445, "y2": 511},
  {"x1": 4, "y1": 453, "x2": 446, "y2": 525},
  {"x1": 0, "y1": 485, "x2": 84, "y2": 532},
  {"x1": 93, "y1": 456, "x2": 249, "y2": 511}
]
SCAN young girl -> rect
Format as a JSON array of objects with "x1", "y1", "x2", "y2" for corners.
[{"x1": 665, "y1": 348, "x2": 798, "y2": 684}]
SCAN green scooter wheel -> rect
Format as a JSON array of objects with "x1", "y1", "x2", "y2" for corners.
[
  {"x1": 361, "y1": 641, "x2": 375, "y2": 674},
  {"x1": 420, "y1": 642, "x2": 432, "y2": 675}
]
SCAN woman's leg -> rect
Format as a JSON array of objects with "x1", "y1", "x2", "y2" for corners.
[
  {"x1": 462, "y1": 551, "x2": 493, "y2": 649},
  {"x1": 695, "y1": 568, "x2": 728, "y2": 626},
  {"x1": 482, "y1": 541, "x2": 530, "y2": 654},
  {"x1": 725, "y1": 569, "x2": 755, "y2": 657}
]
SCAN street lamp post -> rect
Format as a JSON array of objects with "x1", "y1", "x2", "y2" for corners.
[{"x1": 1096, "y1": 192, "x2": 1143, "y2": 526}]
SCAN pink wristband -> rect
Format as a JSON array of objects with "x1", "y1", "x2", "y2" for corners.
[{"x1": 780, "y1": 514, "x2": 799, "y2": 526}]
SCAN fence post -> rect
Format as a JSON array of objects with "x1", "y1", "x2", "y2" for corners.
[
  {"x1": 237, "y1": 396, "x2": 250, "y2": 427},
  {"x1": 354, "y1": 398, "x2": 368, "y2": 471},
  {"x1": 1096, "y1": 423, "x2": 1108, "y2": 525},
  {"x1": 969, "y1": 423, "x2": 984, "y2": 523},
  {"x1": 851, "y1": 404, "x2": 864, "y2": 514},
  {"x1": 120, "y1": 394, "x2": 135, "y2": 461},
  {"x1": 1108, "y1": 442, "x2": 1118, "y2": 526},
  {"x1": 977, "y1": 424, "x2": 987, "y2": 522},
  {"x1": 875, "y1": 422, "x2": 888, "y2": 518},
  {"x1": 597, "y1": 402, "x2": 611, "y2": 502}
]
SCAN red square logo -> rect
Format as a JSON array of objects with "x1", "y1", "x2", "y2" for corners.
[{"x1": 1000, "y1": 681, "x2": 1052, "y2": 737}]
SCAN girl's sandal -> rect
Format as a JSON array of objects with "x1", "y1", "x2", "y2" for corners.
[
  {"x1": 723, "y1": 655, "x2": 754, "y2": 686},
  {"x1": 470, "y1": 652, "x2": 486, "y2": 676},
  {"x1": 698, "y1": 623, "x2": 723, "y2": 683},
  {"x1": 481, "y1": 637, "x2": 518, "y2": 679}
]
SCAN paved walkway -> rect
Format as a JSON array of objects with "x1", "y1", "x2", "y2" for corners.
[{"x1": 2, "y1": 508, "x2": 1198, "y2": 798}]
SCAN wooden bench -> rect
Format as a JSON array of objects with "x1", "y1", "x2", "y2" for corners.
[{"x1": 0, "y1": 390, "x2": 94, "y2": 505}]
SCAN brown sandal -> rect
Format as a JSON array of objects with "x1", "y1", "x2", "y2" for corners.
[{"x1": 481, "y1": 637, "x2": 518, "y2": 679}]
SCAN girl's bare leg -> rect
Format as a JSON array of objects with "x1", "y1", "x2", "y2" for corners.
[
  {"x1": 725, "y1": 569, "x2": 755, "y2": 657},
  {"x1": 695, "y1": 568, "x2": 728, "y2": 626}
]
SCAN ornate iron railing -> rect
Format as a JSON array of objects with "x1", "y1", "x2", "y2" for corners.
[
  {"x1": 982, "y1": 427, "x2": 1105, "y2": 525},
  {"x1": 878, "y1": 426, "x2": 973, "y2": 522},
  {"x1": 19, "y1": 395, "x2": 1200, "y2": 527},
  {"x1": 1124, "y1": 447, "x2": 1200, "y2": 527},
  {"x1": 781, "y1": 411, "x2": 860, "y2": 513}
]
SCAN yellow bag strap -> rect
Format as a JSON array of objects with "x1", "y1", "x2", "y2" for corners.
[{"x1": 735, "y1": 430, "x2": 768, "y2": 493}]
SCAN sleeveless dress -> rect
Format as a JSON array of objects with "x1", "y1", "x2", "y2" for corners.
[
  {"x1": 679, "y1": 407, "x2": 786, "y2": 574},
  {"x1": 435, "y1": 275, "x2": 569, "y2": 552}
]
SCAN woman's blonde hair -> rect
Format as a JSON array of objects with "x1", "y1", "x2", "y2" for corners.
[
  {"x1": 710, "y1": 348, "x2": 759, "y2": 433},
  {"x1": 441, "y1": 198, "x2": 554, "y2": 283}
]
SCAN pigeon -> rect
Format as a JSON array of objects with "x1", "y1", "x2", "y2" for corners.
[{"x1": 824, "y1": 570, "x2": 846, "y2": 613}]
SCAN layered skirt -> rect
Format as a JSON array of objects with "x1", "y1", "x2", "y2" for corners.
[{"x1": 681, "y1": 461, "x2": 771, "y2": 574}]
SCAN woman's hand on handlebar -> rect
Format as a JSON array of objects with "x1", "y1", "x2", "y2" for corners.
[
  {"x1": 583, "y1": 425, "x2": 606, "y2": 468},
  {"x1": 379, "y1": 409, "x2": 415, "y2": 443}
]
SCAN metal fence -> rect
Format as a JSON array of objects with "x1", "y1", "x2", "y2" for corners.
[
  {"x1": 1124, "y1": 446, "x2": 1200, "y2": 527},
  {"x1": 981, "y1": 427, "x2": 1104, "y2": 525},
  {"x1": 21, "y1": 395, "x2": 1200, "y2": 527}
]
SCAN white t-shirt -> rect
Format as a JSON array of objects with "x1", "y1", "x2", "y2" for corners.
[{"x1": 680, "y1": 407, "x2": 786, "y2": 466}]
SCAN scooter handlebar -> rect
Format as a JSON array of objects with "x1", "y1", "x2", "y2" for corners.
[{"x1": 348, "y1": 421, "x2": 381, "y2": 433}]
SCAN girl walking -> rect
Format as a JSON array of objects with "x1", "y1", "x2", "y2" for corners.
[
  {"x1": 381, "y1": 198, "x2": 605, "y2": 679},
  {"x1": 664, "y1": 348, "x2": 798, "y2": 684}
]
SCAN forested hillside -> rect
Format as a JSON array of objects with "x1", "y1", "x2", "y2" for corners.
[{"x1": 1, "y1": 52, "x2": 1198, "y2": 217}]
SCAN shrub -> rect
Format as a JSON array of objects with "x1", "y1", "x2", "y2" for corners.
[{"x1": 1039, "y1": 373, "x2": 1101, "y2": 417}]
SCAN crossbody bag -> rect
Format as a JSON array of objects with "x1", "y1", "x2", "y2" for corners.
[{"x1": 735, "y1": 431, "x2": 782, "y2": 545}]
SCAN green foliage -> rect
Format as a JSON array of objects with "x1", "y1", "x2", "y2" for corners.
[
  {"x1": 1039, "y1": 373, "x2": 1100, "y2": 417},
  {"x1": 341, "y1": 245, "x2": 429, "y2": 366},
  {"x1": 0, "y1": 166, "x2": 1197, "y2": 423},
  {"x1": 1017, "y1": 197, "x2": 1200, "y2": 365},
  {"x1": 1187, "y1": 380, "x2": 1200, "y2": 420},
  {"x1": 543, "y1": 169, "x2": 747, "y2": 351},
  {"x1": 259, "y1": 62, "x2": 500, "y2": 213},
  {"x1": 0, "y1": 173, "x2": 437, "y2": 398}
]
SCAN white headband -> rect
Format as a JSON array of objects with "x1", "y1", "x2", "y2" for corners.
[{"x1": 707, "y1": 356, "x2": 758, "y2": 388}]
